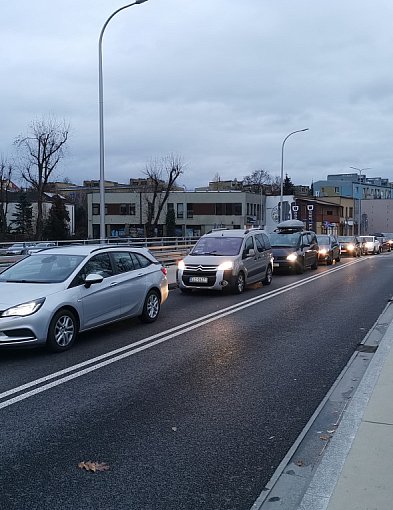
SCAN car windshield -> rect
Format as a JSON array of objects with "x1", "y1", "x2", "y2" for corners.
[
  {"x1": 338, "y1": 236, "x2": 352, "y2": 242},
  {"x1": 317, "y1": 236, "x2": 330, "y2": 245},
  {"x1": 191, "y1": 236, "x2": 243, "y2": 256},
  {"x1": 359, "y1": 236, "x2": 373, "y2": 242},
  {"x1": 0, "y1": 253, "x2": 85, "y2": 283},
  {"x1": 269, "y1": 232, "x2": 300, "y2": 247}
]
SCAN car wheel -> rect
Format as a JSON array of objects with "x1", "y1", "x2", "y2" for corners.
[
  {"x1": 262, "y1": 265, "x2": 272, "y2": 285},
  {"x1": 326, "y1": 256, "x2": 333, "y2": 265},
  {"x1": 232, "y1": 271, "x2": 245, "y2": 294},
  {"x1": 47, "y1": 309, "x2": 78, "y2": 352},
  {"x1": 335, "y1": 253, "x2": 341, "y2": 262},
  {"x1": 311, "y1": 255, "x2": 318, "y2": 269},
  {"x1": 140, "y1": 290, "x2": 161, "y2": 323},
  {"x1": 295, "y1": 258, "x2": 305, "y2": 274}
]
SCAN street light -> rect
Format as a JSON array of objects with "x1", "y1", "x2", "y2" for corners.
[
  {"x1": 98, "y1": 0, "x2": 149, "y2": 242},
  {"x1": 279, "y1": 128, "x2": 309, "y2": 223},
  {"x1": 350, "y1": 166, "x2": 371, "y2": 235}
]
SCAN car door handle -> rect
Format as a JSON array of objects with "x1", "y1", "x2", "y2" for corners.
[
  {"x1": 110, "y1": 282, "x2": 118, "y2": 287},
  {"x1": 136, "y1": 273, "x2": 144, "y2": 278}
]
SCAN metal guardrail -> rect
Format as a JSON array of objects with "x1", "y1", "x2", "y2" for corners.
[{"x1": 0, "y1": 236, "x2": 199, "y2": 269}]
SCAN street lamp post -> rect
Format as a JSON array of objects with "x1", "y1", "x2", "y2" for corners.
[
  {"x1": 279, "y1": 128, "x2": 309, "y2": 223},
  {"x1": 350, "y1": 166, "x2": 370, "y2": 236},
  {"x1": 98, "y1": 0, "x2": 149, "y2": 242}
]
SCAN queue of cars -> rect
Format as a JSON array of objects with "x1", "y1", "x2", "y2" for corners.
[{"x1": 1, "y1": 226, "x2": 392, "y2": 354}]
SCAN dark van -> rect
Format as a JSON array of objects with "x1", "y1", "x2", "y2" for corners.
[{"x1": 268, "y1": 220, "x2": 319, "y2": 274}]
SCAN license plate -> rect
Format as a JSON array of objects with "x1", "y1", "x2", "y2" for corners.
[
  {"x1": 273, "y1": 263, "x2": 280, "y2": 267},
  {"x1": 189, "y1": 276, "x2": 208, "y2": 283}
]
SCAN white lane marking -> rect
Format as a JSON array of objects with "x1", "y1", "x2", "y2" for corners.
[{"x1": 0, "y1": 258, "x2": 366, "y2": 409}]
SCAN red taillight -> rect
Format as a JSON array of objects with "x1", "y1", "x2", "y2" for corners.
[{"x1": 161, "y1": 266, "x2": 167, "y2": 276}]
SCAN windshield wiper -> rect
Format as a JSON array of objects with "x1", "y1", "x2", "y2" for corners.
[{"x1": 4, "y1": 279, "x2": 49, "y2": 283}]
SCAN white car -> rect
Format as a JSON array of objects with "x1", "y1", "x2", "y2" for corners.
[
  {"x1": 358, "y1": 236, "x2": 381, "y2": 255},
  {"x1": 27, "y1": 242, "x2": 57, "y2": 254},
  {"x1": 0, "y1": 244, "x2": 168, "y2": 352}
]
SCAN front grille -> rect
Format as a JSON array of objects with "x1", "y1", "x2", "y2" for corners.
[{"x1": 182, "y1": 264, "x2": 218, "y2": 287}]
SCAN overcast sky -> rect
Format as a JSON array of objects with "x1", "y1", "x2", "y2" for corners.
[{"x1": 1, "y1": 0, "x2": 393, "y2": 190}]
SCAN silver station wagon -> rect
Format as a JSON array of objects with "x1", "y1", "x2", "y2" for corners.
[{"x1": 0, "y1": 245, "x2": 168, "y2": 352}]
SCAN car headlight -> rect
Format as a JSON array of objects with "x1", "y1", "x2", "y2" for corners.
[
  {"x1": 347, "y1": 244, "x2": 354, "y2": 250},
  {"x1": 178, "y1": 260, "x2": 185, "y2": 270},
  {"x1": 1, "y1": 298, "x2": 45, "y2": 317},
  {"x1": 319, "y1": 248, "x2": 327, "y2": 255},
  {"x1": 286, "y1": 253, "x2": 298, "y2": 262},
  {"x1": 217, "y1": 260, "x2": 233, "y2": 271}
]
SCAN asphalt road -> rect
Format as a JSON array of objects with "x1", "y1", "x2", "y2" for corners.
[{"x1": 1, "y1": 253, "x2": 393, "y2": 510}]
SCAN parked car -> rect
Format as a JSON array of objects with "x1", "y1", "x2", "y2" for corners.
[
  {"x1": 317, "y1": 235, "x2": 341, "y2": 265},
  {"x1": 337, "y1": 236, "x2": 362, "y2": 257},
  {"x1": 267, "y1": 220, "x2": 319, "y2": 274},
  {"x1": 358, "y1": 235, "x2": 381, "y2": 255},
  {"x1": 27, "y1": 242, "x2": 57, "y2": 254},
  {"x1": 177, "y1": 227, "x2": 274, "y2": 294},
  {"x1": 5, "y1": 242, "x2": 36, "y2": 255},
  {"x1": 0, "y1": 244, "x2": 168, "y2": 352}
]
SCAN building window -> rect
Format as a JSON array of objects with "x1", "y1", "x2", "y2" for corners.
[
  {"x1": 349, "y1": 207, "x2": 353, "y2": 217},
  {"x1": 129, "y1": 203, "x2": 136, "y2": 215},
  {"x1": 335, "y1": 187, "x2": 340, "y2": 193},
  {"x1": 120, "y1": 204, "x2": 127, "y2": 215},
  {"x1": 92, "y1": 204, "x2": 99, "y2": 215},
  {"x1": 216, "y1": 203, "x2": 224, "y2": 215},
  {"x1": 187, "y1": 203, "x2": 193, "y2": 219},
  {"x1": 167, "y1": 202, "x2": 174, "y2": 212},
  {"x1": 177, "y1": 203, "x2": 184, "y2": 219},
  {"x1": 327, "y1": 210, "x2": 333, "y2": 216}
]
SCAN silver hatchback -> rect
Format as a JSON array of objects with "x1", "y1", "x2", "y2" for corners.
[{"x1": 0, "y1": 245, "x2": 168, "y2": 352}]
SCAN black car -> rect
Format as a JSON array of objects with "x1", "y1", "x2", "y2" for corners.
[
  {"x1": 338, "y1": 236, "x2": 362, "y2": 257},
  {"x1": 268, "y1": 220, "x2": 319, "y2": 274},
  {"x1": 317, "y1": 234, "x2": 341, "y2": 265}
]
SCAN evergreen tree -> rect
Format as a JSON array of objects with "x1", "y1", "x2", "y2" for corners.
[
  {"x1": 165, "y1": 207, "x2": 176, "y2": 237},
  {"x1": 283, "y1": 174, "x2": 295, "y2": 195},
  {"x1": 43, "y1": 195, "x2": 70, "y2": 240},
  {"x1": 309, "y1": 180, "x2": 314, "y2": 196},
  {"x1": 12, "y1": 192, "x2": 33, "y2": 237}
]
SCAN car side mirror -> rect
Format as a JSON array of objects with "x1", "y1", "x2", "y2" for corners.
[{"x1": 84, "y1": 273, "x2": 104, "y2": 288}]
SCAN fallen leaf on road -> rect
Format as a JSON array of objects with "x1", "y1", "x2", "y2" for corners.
[
  {"x1": 295, "y1": 460, "x2": 304, "y2": 467},
  {"x1": 78, "y1": 461, "x2": 109, "y2": 472},
  {"x1": 319, "y1": 434, "x2": 332, "y2": 441},
  {"x1": 172, "y1": 427, "x2": 177, "y2": 432}
]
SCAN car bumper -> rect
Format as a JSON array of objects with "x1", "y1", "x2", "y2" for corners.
[
  {"x1": 0, "y1": 309, "x2": 53, "y2": 347},
  {"x1": 177, "y1": 268, "x2": 233, "y2": 291}
]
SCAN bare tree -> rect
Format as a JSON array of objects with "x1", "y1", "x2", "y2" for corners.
[
  {"x1": 0, "y1": 156, "x2": 14, "y2": 238},
  {"x1": 243, "y1": 169, "x2": 272, "y2": 192},
  {"x1": 15, "y1": 117, "x2": 69, "y2": 239},
  {"x1": 143, "y1": 153, "x2": 185, "y2": 237}
]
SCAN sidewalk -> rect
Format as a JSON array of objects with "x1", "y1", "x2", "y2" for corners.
[{"x1": 299, "y1": 299, "x2": 393, "y2": 510}]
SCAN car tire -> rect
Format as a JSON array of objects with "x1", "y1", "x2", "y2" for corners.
[
  {"x1": 232, "y1": 271, "x2": 245, "y2": 294},
  {"x1": 311, "y1": 255, "x2": 318, "y2": 270},
  {"x1": 262, "y1": 265, "x2": 272, "y2": 285},
  {"x1": 335, "y1": 253, "x2": 341, "y2": 262},
  {"x1": 47, "y1": 308, "x2": 78, "y2": 352},
  {"x1": 326, "y1": 256, "x2": 333, "y2": 265},
  {"x1": 140, "y1": 290, "x2": 161, "y2": 323}
]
